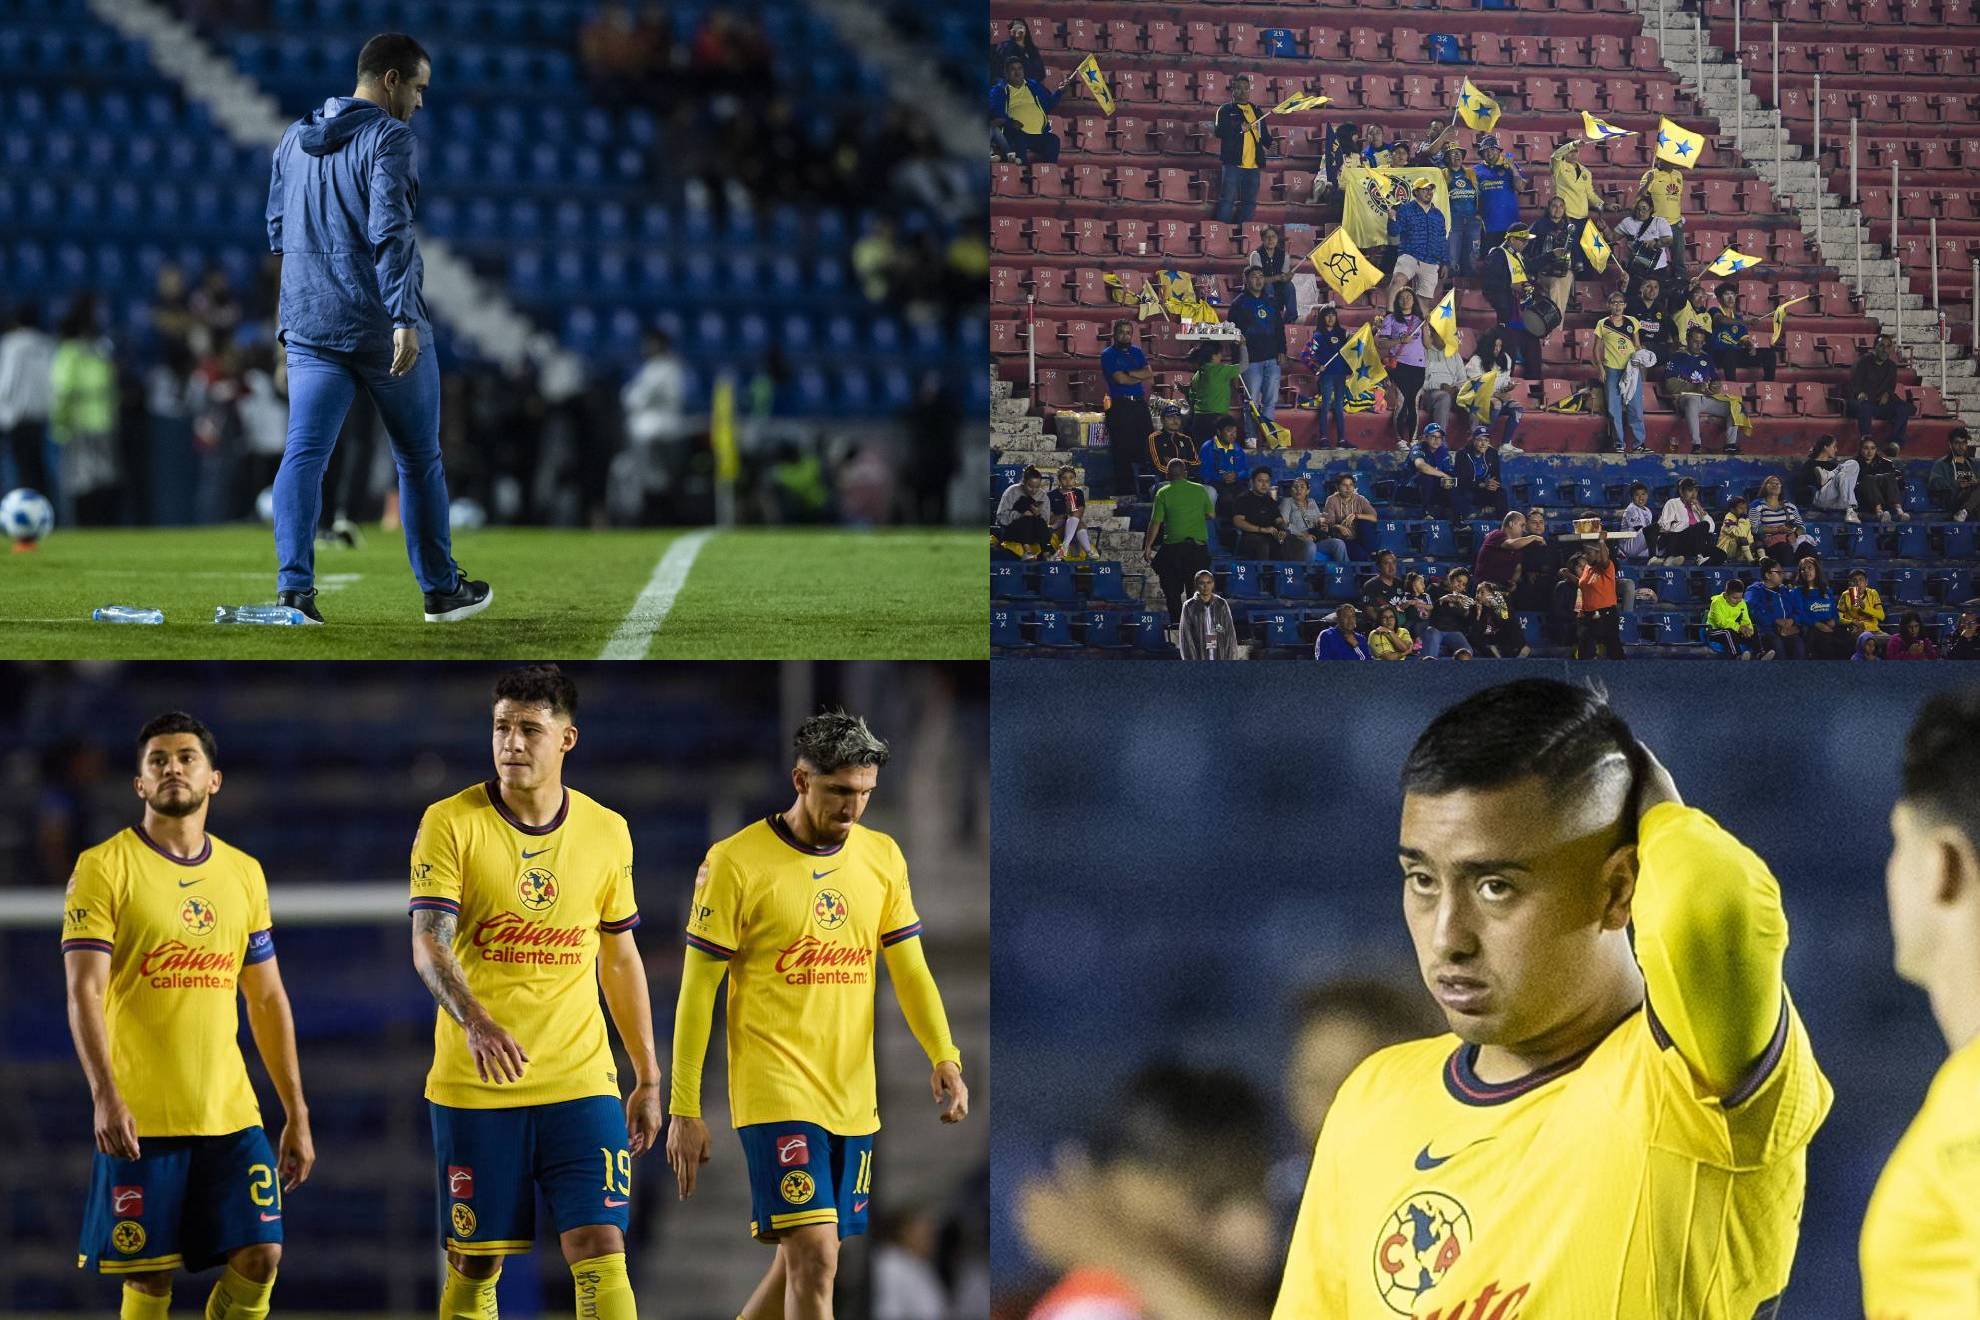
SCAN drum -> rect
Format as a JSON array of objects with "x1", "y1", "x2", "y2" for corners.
[{"x1": 1520, "y1": 294, "x2": 1563, "y2": 339}]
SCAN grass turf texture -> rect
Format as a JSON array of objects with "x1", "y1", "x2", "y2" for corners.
[{"x1": 0, "y1": 526, "x2": 986, "y2": 659}]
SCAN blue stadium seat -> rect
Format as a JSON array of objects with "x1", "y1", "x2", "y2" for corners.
[
  {"x1": 1902, "y1": 478, "x2": 1931, "y2": 513},
  {"x1": 1037, "y1": 562, "x2": 1078, "y2": 601},
  {"x1": 1268, "y1": 563, "x2": 1313, "y2": 598},
  {"x1": 1319, "y1": 562, "x2": 1354, "y2": 599},
  {"x1": 1937, "y1": 521, "x2": 1977, "y2": 559},
  {"x1": 1893, "y1": 522, "x2": 1931, "y2": 558},
  {"x1": 991, "y1": 607, "x2": 1027, "y2": 649},
  {"x1": 1645, "y1": 566, "x2": 1693, "y2": 603},
  {"x1": 1251, "y1": 609, "x2": 1305, "y2": 650},
  {"x1": 1638, "y1": 610, "x2": 1691, "y2": 646},
  {"x1": 1081, "y1": 609, "x2": 1130, "y2": 649},
  {"x1": 1132, "y1": 611, "x2": 1168, "y2": 653},
  {"x1": 1882, "y1": 566, "x2": 1928, "y2": 604},
  {"x1": 1371, "y1": 519, "x2": 1414, "y2": 557},
  {"x1": 1087, "y1": 561, "x2": 1130, "y2": 601},
  {"x1": 1516, "y1": 611, "x2": 1544, "y2": 647},
  {"x1": 1225, "y1": 561, "x2": 1270, "y2": 599},
  {"x1": 1034, "y1": 609, "x2": 1078, "y2": 647},
  {"x1": 1417, "y1": 520, "x2": 1456, "y2": 558},
  {"x1": 1928, "y1": 568, "x2": 1973, "y2": 604}
]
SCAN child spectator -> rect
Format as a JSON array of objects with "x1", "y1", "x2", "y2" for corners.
[
  {"x1": 1717, "y1": 494, "x2": 1756, "y2": 562},
  {"x1": 1886, "y1": 612, "x2": 1940, "y2": 660},
  {"x1": 1050, "y1": 464, "x2": 1093, "y2": 560},
  {"x1": 1746, "y1": 559, "x2": 1802, "y2": 658},
  {"x1": 1305, "y1": 306, "x2": 1351, "y2": 448},
  {"x1": 1469, "y1": 578, "x2": 1529, "y2": 657},
  {"x1": 1704, "y1": 577, "x2": 1761, "y2": 658},
  {"x1": 1654, "y1": 477, "x2": 1724, "y2": 565},
  {"x1": 1838, "y1": 568, "x2": 1887, "y2": 649},
  {"x1": 1399, "y1": 570, "x2": 1436, "y2": 631},
  {"x1": 1421, "y1": 568, "x2": 1479, "y2": 658},
  {"x1": 1618, "y1": 481, "x2": 1655, "y2": 562},
  {"x1": 1368, "y1": 604, "x2": 1415, "y2": 660}
]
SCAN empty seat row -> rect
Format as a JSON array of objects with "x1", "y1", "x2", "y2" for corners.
[
  {"x1": 1698, "y1": 0, "x2": 1980, "y2": 25},
  {"x1": 1728, "y1": 37, "x2": 1980, "y2": 78},
  {"x1": 1009, "y1": 19, "x2": 1663, "y2": 71},
  {"x1": 228, "y1": 35, "x2": 576, "y2": 88},
  {"x1": 1776, "y1": 86, "x2": 1980, "y2": 125},
  {"x1": 422, "y1": 196, "x2": 849, "y2": 252},
  {"x1": 1054, "y1": 68, "x2": 1696, "y2": 118}
]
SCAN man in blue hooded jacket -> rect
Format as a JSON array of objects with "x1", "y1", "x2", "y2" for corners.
[{"x1": 265, "y1": 31, "x2": 491, "y2": 624}]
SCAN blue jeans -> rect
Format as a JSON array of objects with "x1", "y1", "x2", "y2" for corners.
[
  {"x1": 1420, "y1": 626, "x2": 1472, "y2": 658},
  {"x1": 1605, "y1": 366, "x2": 1645, "y2": 450},
  {"x1": 276, "y1": 342, "x2": 456, "y2": 594},
  {"x1": 1852, "y1": 396, "x2": 1913, "y2": 442},
  {"x1": 1495, "y1": 402, "x2": 1523, "y2": 447},
  {"x1": 1283, "y1": 535, "x2": 1347, "y2": 564},
  {"x1": 1242, "y1": 358, "x2": 1281, "y2": 439},
  {"x1": 1316, "y1": 375, "x2": 1349, "y2": 446},
  {"x1": 1448, "y1": 215, "x2": 1481, "y2": 277},
  {"x1": 1216, "y1": 165, "x2": 1261, "y2": 223}
]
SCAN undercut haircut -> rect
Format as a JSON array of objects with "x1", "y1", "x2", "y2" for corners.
[
  {"x1": 136, "y1": 712, "x2": 217, "y2": 768},
  {"x1": 357, "y1": 32, "x2": 429, "y2": 85},
  {"x1": 1401, "y1": 679, "x2": 1645, "y2": 817},
  {"x1": 794, "y1": 711, "x2": 890, "y2": 774},
  {"x1": 1901, "y1": 689, "x2": 1980, "y2": 850},
  {"x1": 492, "y1": 663, "x2": 578, "y2": 720}
]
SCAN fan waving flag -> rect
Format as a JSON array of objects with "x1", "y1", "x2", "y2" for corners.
[
  {"x1": 1580, "y1": 222, "x2": 1613, "y2": 273},
  {"x1": 1581, "y1": 110, "x2": 1634, "y2": 141},
  {"x1": 1340, "y1": 322, "x2": 1390, "y2": 387},
  {"x1": 1429, "y1": 288, "x2": 1460, "y2": 356},
  {"x1": 1767, "y1": 294, "x2": 1810, "y2": 345},
  {"x1": 1273, "y1": 92, "x2": 1333, "y2": 114},
  {"x1": 1654, "y1": 118, "x2": 1706, "y2": 168},
  {"x1": 1457, "y1": 368, "x2": 1500, "y2": 420},
  {"x1": 1707, "y1": 246, "x2": 1762, "y2": 277},
  {"x1": 1310, "y1": 226, "x2": 1383, "y2": 304},
  {"x1": 1074, "y1": 54, "x2": 1116, "y2": 116},
  {"x1": 1456, "y1": 78, "x2": 1501, "y2": 132}
]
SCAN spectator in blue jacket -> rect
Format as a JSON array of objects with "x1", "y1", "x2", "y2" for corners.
[
  {"x1": 1409, "y1": 423, "x2": 1457, "y2": 515},
  {"x1": 1229, "y1": 266, "x2": 1288, "y2": 445},
  {"x1": 1386, "y1": 177, "x2": 1449, "y2": 303},
  {"x1": 1198, "y1": 415, "x2": 1249, "y2": 530},
  {"x1": 266, "y1": 32, "x2": 489, "y2": 625},
  {"x1": 1303, "y1": 304, "x2": 1352, "y2": 447},
  {"x1": 1099, "y1": 319, "x2": 1152, "y2": 499},
  {"x1": 1443, "y1": 145, "x2": 1481, "y2": 277},
  {"x1": 1743, "y1": 558, "x2": 1798, "y2": 658},
  {"x1": 989, "y1": 57, "x2": 1063, "y2": 165},
  {"x1": 1454, "y1": 426, "x2": 1507, "y2": 520},
  {"x1": 1315, "y1": 602, "x2": 1372, "y2": 659},
  {"x1": 1213, "y1": 75, "x2": 1275, "y2": 224},
  {"x1": 1473, "y1": 134, "x2": 1526, "y2": 253},
  {"x1": 1791, "y1": 555, "x2": 1851, "y2": 659}
]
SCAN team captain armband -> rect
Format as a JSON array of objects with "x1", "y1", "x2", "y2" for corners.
[
  {"x1": 600, "y1": 912, "x2": 641, "y2": 933},
  {"x1": 61, "y1": 937, "x2": 114, "y2": 955},
  {"x1": 879, "y1": 920, "x2": 924, "y2": 948},
  {"x1": 685, "y1": 932, "x2": 734, "y2": 960},
  {"x1": 409, "y1": 895, "x2": 461, "y2": 917},
  {"x1": 244, "y1": 928, "x2": 277, "y2": 965}
]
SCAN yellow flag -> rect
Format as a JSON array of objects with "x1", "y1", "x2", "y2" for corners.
[
  {"x1": 1581, "y1": 109, "x2": 1634, "y2": 141},
  {"x1": 1707, "y1": 246, "x2": 1762, "y2": 277},
  {"x1": 1580, "y1": 222, "x2": 1613, "y2": 273},
  {"x1": 1458, "y1": 369, "x2": 1500, "y2": 420},
  {"x1": 1273, "y1": 92, "x2": 1332, "y2": 114},
  {"x1": 1156, "y1": 269, "x2": 1197, "y2": 316},
  {"x1": 1725, "y1": 394, "x2": 1751, "y2": 431},
  {"x1": 1309, "y1": 227, "x2": 1383, "y2": 304},
  {"x1": 1428, "y1": 288, "x2": 1460, "y2": 356},
  {"x1": 1767, "y1": 294, "x2": 1810, "y2": 345},
  {"x1": 1101, "y1": 272, "x2": 1136, "y2": 307},
  {"x1": 1654, "y1": 118, "x2": 1706, "y2": 168},
  {"x1": 711, "y1": 374, "x2": 738, "y2": 483},
  {"x1": 1136, "y1": 277, "x2": 1164, "y2": 321},
  {"x1": 1456, "y1": 78, "x2": 1500, "y2": 132},
  {"x1": 1075, "y1": 54, "x2": 1115, "y2": 116},
  {"x1": 1340, "y1": 322, "x2": 1389, "y2": 388}
]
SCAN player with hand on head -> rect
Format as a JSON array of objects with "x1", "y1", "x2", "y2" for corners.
[
  {"x1": 265, "y1": 31, "x2": 491, "y2": 625},
  {"x1": 408, "y1": 665, "x2": 660, "y2": 1320},
  {"x1": 1274, "y1": 679, "x2": 1830, "y2": 1319},
  {"x1": 667, "y1": 713, "x2": 968, "y2": 1320},
  {"x1": 1861, "y1": 688, "x2": 1980, "y2": 1318},
  {"x1": 64, "y1": 712, "x2": 313, "y2": 1320}
]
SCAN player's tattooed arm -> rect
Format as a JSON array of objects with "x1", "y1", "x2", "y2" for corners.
[{"x1": 412, "y1": 909, "x2": 530, "y2": 1084}]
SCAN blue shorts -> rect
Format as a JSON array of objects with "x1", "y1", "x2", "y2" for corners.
[
  {"x1": 737, "y1": 1121, "x2": 873, "y2": 1243},
  {"x1": 429, "y1": 1095, "x2": 631, "y2": 1256},
  {"x1": 78, "y1": 1126, "x2": 283, "y2": 1275}
]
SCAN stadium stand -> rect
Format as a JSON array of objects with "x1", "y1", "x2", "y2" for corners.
[{"x1": 986, "y1": 0, "x2": 1980, "y2": 657}]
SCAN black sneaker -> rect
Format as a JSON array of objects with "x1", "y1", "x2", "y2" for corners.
[
  {"x1": 423, "y1": 571, "x2": 493, "y2": 623},
  {"x1": 277, "y1": 588, "x2": 325, "y2": 624}
]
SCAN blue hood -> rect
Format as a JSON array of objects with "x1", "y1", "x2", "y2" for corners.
[{"x1": 297, "y1": 96, "x2": 392, "y2": 156}]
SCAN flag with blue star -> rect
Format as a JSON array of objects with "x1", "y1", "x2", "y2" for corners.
[
  {"x1": 1457, "y1": 368, "x2": 1500, "y2": 421},
  {"x1": 1273, "y1": 91, "x2": 1332, "y2": 114},
  {"x1": 1580, "y1": 221, "x2": 1613, "y2": 273},
  {"x1": 1654, "y1": 117, "x2": 1706, "y2": 168},
  {"x1": 1074, "y1": 54, "x2": 1116, "y2": 116},
  {"x1": 1428, "y1": 288, "x2": 1460, "y2": 356},
  {"x1": 1136, "y1": 275, "x2": 1164, "y2": 321},
  {"x1": 1455, "y1": 77, "x2": 1501, "y2": 133},
  {"x1": 1707, "y1": 245, "x2": 1762, "y2": 277},
  {"x1": 1581, "y1": 109, "x2": 1634, "y2": 142},
  {"x1": 1310, "y1": 226, "x2": 1384, "y2": 304},
  {"x1": 1767, "y1": 294, "x2": 1809, "y2": 345},
  {"x1": 1339, "y1": 322, "x2": 1390, "y2": 388}
]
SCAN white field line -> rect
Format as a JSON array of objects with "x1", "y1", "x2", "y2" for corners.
[{"x1": 596, "y1": 530, "x2": 715, "y2": 660}]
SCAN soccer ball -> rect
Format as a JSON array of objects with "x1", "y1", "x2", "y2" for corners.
[
  {"x1": 1, "y1": 488, "x2": 54, "y2": 544},
  {"x1": 256, "y1": 486, "x2": 276, "y2": 525},
  {"x1": 449, "y1": 497, "x2": 486, "y2": 530}
]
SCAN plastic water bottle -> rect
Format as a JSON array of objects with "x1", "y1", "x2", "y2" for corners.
[
  {"x1": 214, "y1": 604, "x2": 311, "y2": 625},
  {"x1": 92, "y1": 606, "x2": 165, "y2": 624}
]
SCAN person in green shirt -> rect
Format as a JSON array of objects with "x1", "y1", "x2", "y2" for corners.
[
  {"x1": 1143, "y1": 457, "x2": 1214, "y2": 619},
  {"x1": 1704, "y1": 577, "x2": 1761, "y2": 659},
  {"x1": 1188, "y1": 341, "x2": 1246, "y2": 443},
  {"x1": 49, "y1": 297, "x2": 121, "y2": 525}
]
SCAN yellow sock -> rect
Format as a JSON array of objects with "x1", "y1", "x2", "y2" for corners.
[
  {"x1": 121, "y1": 1283, "x2": 171, "y2": 1320},
  {"x1": 440, "y1": 1263, "x2": 501, "y2": 1320},
  {"x1": 569, "y1": 1252, "x2": 636, "y2": 1320},
  {"x1": 203, "y1": 1267, "x2": 274, "y2": 1320}
]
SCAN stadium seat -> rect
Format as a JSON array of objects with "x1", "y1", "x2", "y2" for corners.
[
  {"x1": 1252, "y1": 609, "x2": 1306, "y2": 650},
  {"x1": 1081, "y1": 609, "x2": 1131, "y2": 648},
  {"x1": 1034, "y1": 608, "x2": 1078, "y2": 647},
  {"x1": 991, "y1": 562, "x2": 1033, "y2": 599},
  {"x1": 991, "y1": 607, "x2": 1028, "y2": 649},
  {"x1": 1132, "y1": 611, "x2": 1169, "y2": 653}
]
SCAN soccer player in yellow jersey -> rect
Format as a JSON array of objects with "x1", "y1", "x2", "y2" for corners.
[
  {"x1": 1275, "y1": 679, "x2": 1831, "y2": 1320},
  {"x1": 63, "y1": 712, "x2": 314, "y2": 1320},
  {"x1": 665, "y1": 712, "x2": 969, "y2": 1320},
  {"x1": 408, "y1": 665, "x2": 661, "y2": 1320},
  {"x1": 1861, "y1": 689, "x2": 1980, "y2": 1318}
]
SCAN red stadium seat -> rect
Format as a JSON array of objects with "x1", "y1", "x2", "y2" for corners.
[
  {"x1": 1306, "y1": 26, "x2": 1346, "y2": 60},
  {"x1": 1031, "y1": 165, "x2": 1069, "y2": 199},
  {"x1": 1525, "y1": 78, "x2": 1564, "y2": 112},
  {"x1": 1391, "y1": 28, "x2": 1427, "y2": 62},
  {"x1": 1901, "y1": 94, "x2": 1941, "y2": 125},
  {"x1": 1197, "y1": 70, "x2": 1230, "y2": 105},
  {"x1": 1404, "y1": 75, "x2": 1441, "y2": 110},
  {"x1": 1114, "y1": 167, "x2": 1154, "y2": 203},
  {"x1": 1281, "y1": 170, "x2": 1316, "y2": 202},
  {"x1": 1156, "y1": 218, "x2": 1199, "y2": 257},
  {"x1": 1509, "y1": 36, "x2": 1550, "y2": 67},
  {"x1": 1114, "y1": 117, "x2": 1155, "y2": 155},
  {"x1": 1152, "y1": 118, "x2": 1200, "y2": 155},
  {"x1": 1200, "y1": 220, "x2": 1242, "y2": 260},
  {"x1": 1470, "y1": 33, "x2": 1511, "y2": 64},
  {"x1": 1701, "y1": 179, "x2": 1739, "y2": 215},
  {"x1": 1916, "y1": 139, "x2": 1957, "y2": 170},
  {"x1": 1063, "y1": 320, "x2": 1108, "y2": 357},
  {"x1": 1154, "y1": 68, "x2": 1193, "y2": 105},
  {"x1": 991, "y1": 320, "x2": 1024, "y2": 355},
  {"x1": 1033, "y1": 266, "x2": 1074, "y2": 305},
  {"x1": 1183, "y1": 21, "x2": 1219, "y2": 56},
  {"x1": 1225, "y1": 22, "x2": 1258, "y2": 56},
  {"x1": 1319, "y1": 74, "x2": 1357, "y2": 106},
  {"x1": 1565, "y1": 77, "x2": 1604, "y2": 112},
  {"x1": 1157, "y1": 168, "x2": 1198, "y2": 205},
  {"x1": 992, "y1": 267, "x2": 1026, "y2": 305},
  {"x1": 1362, "y1": 76, "x2": 1404, "y2": 110},
  {"x1": 1817, "y1": 281, "x2": 1857, "y2": 316},
  {"x1": 1641, "y1": 81, "x2": 1681, "y2": 114},
  {"x1": 1782, "y1": 331, "x2": 1823, "y2": 368},
  {"x1": 1749, "y1": 382, "x2": 1789, "y2": 415},
  {"x1": 1073, "y1": 268, "x2": 1113, "y2": 307},
  {"x1": 1591, "y1": 35, "x2": 1630, "y2": 69},
  {"x1": 1033, "y1": 368, "x2": 1077, "y2": 410},
  {"x1": 1630, "y1": 37, "x2": 1661, "y2": 69},
  {"x1": 1145, "y1": 21, "x2": 1184, "y2": 55},
  {"x1": 1795, "y1": 383, "x2": 1843, "y2": 417},
  {"x1": 1350, "y1": 28, "x2": 1388, "y2": 63},
  {"x1": 993, "y1": 164, "x2": 1027, "y2": 199},
  {"x1": 1071, "y1": 164, "x2": 1110, "y2": 201},
  {"x1": 991, "y1": 215, "x2": 1030, "y2": 255},
  {"x1": 1072, "y1": 216, "x2": 1112, "y2": 257},
  {"x1": 1115, "y1": 218, "x2": 1154, "y2": 258},
  {"x1": 1064, "y1": 18, "x2": 1097, "y2": 52},
  {"x1": 1103, "y1": 19, "x2": 1142, "y2": 55}
]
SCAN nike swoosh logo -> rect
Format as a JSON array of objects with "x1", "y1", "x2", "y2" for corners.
[
  {"x1": 178, "y1": 878, "x2": 202, "y2": 888},
  {"x1": 812, "y1": 869, "x2": 838, "y2": 879},
  {"x1": 259, "y1": 1213, "x2": 282, "y2": 1222},
  {"x1": 1415, "y1": 1137, "x2": 1496, "y2": 1171},
  {"x1": 521, "y1": 847, "x2": 553, "y2": 859},
  {"x1": 852, "y1": 1199, "x2": 868, "y2": 1213},
  {"x1": 603, "y1": 1197, "x2": 628, "y2": 1207}
]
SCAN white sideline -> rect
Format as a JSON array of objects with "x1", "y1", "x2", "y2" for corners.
[{"x1": 596, "y1": 529, "x2": 715, "y2": 660}]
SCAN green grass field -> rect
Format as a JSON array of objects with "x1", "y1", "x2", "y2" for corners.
[{"x1": 0, "y1": 526, "x2": 986, "y2": 659}]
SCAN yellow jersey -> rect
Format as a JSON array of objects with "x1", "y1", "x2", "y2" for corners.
[
  {"x1": 60, "y1": 826, "x2": 273, "y2": 1137},
  {"x1": 1860, "y1": 1032, "x2": 1980, "y2": 1319},
  {"x1": 1639, "y1": 166, "x2": 1687, "y2": 224},
  {"x1": 1275, "y1": 805, "x2": 1831, "y2": 1319},
  {"x1": 409, "y1": 782, "x2": 638, "y2": 1109},
  {"x1": 1004, "y1": 81, "x2": 1046, "y2": 135},
  {"x1": 1552, "y1": 157, "x2": 1599, "y2": 219},
  {"x1": 1595, "y1": 315, "x2": 1642, "y2": 371},
  {"x1": 686, "y1": 815, "x2": 927, "y2": 1135}
]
